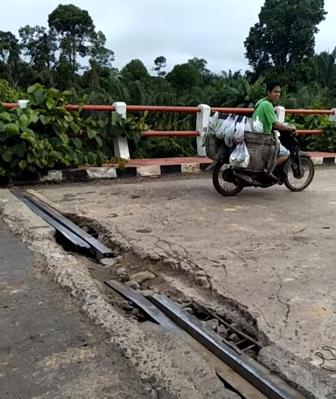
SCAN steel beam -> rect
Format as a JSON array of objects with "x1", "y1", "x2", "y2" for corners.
[
  {"x1": 14, "y1": 190, "x2": 90, "y2": 250},
  {"x1": 150, "y1": 294, "x2": 304, "y2": 399},
  {"x1": 14, "y1": 190, "x2": 112, "y2": 260},
  {"x1": 13, "y1": 189, "x2": 112, "y2": 259},
  {"x1": 104, "y1": 280, "x2": 183, "y2": 335}
]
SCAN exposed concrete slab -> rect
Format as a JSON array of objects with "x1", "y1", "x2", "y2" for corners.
[
  {"x1": 258, "y1": 345, "x2": 336, "y2": 399},
  {"x1": 137, "y1": 165, "x2": 161, "y2": 177},
  {"x1": 181, "y1": 163, "x2": 201, "y2": 173},
  {"x1": 86, "y1": 166, "x2": 117, "y2": 179},
  {"x1": 40, "y1": 170, "x2": 63, "y2": 182},
  {"x1": 312, "y1": 157, "x2": 324, "y2": 165},
  {"x1": 30, "y1": 169, "x2": 336, "y2": 393}
]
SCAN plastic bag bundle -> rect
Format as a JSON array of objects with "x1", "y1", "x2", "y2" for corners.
[
  {"x1": 206, "y1": 112, "x2": 250, "y2": 147},
  {"x1": 202, "y1": 112, "x2": 219, "y2": 145},
  {"x1": 244, "y1": 117, "x2": 253, "y2": 132},
  {"x1": 215, "y1": 118, "x2": 229, "y2": 139},
  {"x1": 234, "y1": 116, "x2": 246, "y2": 143},
  {"x1": 223, "y1": 115, "x2": 236, "y2": 146},
  {"x1": 252, "y1": 116, "x2": 263, "y2": 133},
  {"x1": 229, "y1": 141, "x2": 250, "y2": 168}
]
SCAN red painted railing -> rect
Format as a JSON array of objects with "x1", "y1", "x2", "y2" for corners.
[
  {"x1": 2, "y1": 102, "x2": 333, "y2": 137},
  {"x1": 4, "y1": 102, "x2": 334, "y2": 115},
  {"x1": 297, "y1": 129, "x2": 324, "y2": 136},
  {"x1": 212, "y1": 107, "x2": 334, "y2": 116},
  {"x1": 142, "y1": 129, "x2": 324, "y2": 137},
  {"x1": 143, "y1": 130, "x2": 199, "y2": 137}
]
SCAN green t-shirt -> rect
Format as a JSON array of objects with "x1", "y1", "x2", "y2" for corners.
[{"x1": 252, "y1": 99, "x2": 277, "y2": 134}]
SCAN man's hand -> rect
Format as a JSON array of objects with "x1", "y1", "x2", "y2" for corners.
[{"x1": 273, "y1": 121, "x2": 297, "y2": 134}]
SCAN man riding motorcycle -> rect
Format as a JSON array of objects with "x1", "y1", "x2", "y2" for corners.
[
  {"x1": 252, "y1": 80, "x2": 295, "y2": 167},
  {"x1": 210, "y1": 80, "x2": 315, "y2": 196}
]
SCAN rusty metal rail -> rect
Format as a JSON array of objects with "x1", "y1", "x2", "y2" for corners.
[
  {"x1": 150, "y1": 294, "x2": 304, "y2": 399},
  {"x1": 12, "y1": 189, "x2": 112, "y2": 260},
  {"x1": 105, "y1": 280, "x2": 305, "y2": 399}
]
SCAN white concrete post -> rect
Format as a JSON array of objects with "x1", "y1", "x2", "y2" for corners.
[
  {"x1": 196, "y1": 104, "x2": 211, "y2": 156},
  {"x1": 274, "y1": 106, "x2": 286, "y2": 123},
  {"x1": 112, "y1": 101, "x2": 130, "y2": 160},
  {"x1": 329, "y1": 108, "x2": 336, "y2": 122},
  {"x1": 17, "y1": 100, "x2": 30, "y2": 109}
]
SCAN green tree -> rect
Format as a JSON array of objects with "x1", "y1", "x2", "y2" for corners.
[
  {"x1": 19, "y1": 25, "x2": 57, "y2": 85},
  {"x1": 218, "y1": 75, "x2": 265, "y2": 107},
  {"x1": 312, "y1": 50, "x2": 336, "y2": 92},
  {"x1": 89, "y1": 31, "x2": 114, "y2": 69},
  {"x1": 48, "y1": 4, "x2": 95, "y2": 74},
  {"x1": 153, "y1": 56, "x2": 167, "y2": 76},
  {"x1": 166, "y1": 63, "x2": 200, "y2": 90},
  {"x1": 120, "y1": 60, "x2": 150, "y2": 104},
  {"x1": 121, "y1": 59, "x2": 150, "y2": 81},
  {"x1": 188, "y1": 57, "x2": 208, "y2": 75},
  {"x1": 244, "y1": 0, "x2": 327, "y2": 73},
  {"x1": 86, "y1": 31, "x2": 114, "y2": 89},
  {"x1": 0, "y1": 31, "x2": 21, "y2": 86}
]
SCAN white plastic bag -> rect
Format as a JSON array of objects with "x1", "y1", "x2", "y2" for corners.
[
  {"x1": 221, "y1": 115, "x2": 235, "y2": 146},
  {"x1": 252, "y1": 116, "x2": 263, "y2": 133},
  {"x1": 215, "y1": 118, "x2": 228, "y2": 139},
  {"x1": 244, "y1": 117, "x2": 253, "y2": 132},
  {"x1": 207, "y1": 112, "x2": 219, "y2": 134},
  {"x1": 203, "y1": 112, "x2": 219, "y2": 145},
  {"x1": 208, "y1": 113, "x2": 228, "y2": 140},
  {"x1": 229, "y1": 141, "x2": 250, "y2": 168},
  {"x1": 234, "y1": 116, "x2": 246, "y2": 143}
]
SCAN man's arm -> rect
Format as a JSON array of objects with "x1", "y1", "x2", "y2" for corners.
[{"x1": 273, "y1": 121, "x2": 296, "y2": 133}]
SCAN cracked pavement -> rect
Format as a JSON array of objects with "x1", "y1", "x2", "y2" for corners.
[{"x1": 32, "y1": 167, "x2": 336, "y2": 374}]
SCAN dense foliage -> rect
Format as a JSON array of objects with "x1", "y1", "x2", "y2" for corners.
[
  {"x1": 0, "y1": 1, "x2": 335, "y2": 178},
  {"x1": 0, "y1": 84, "x2": 146, "y2": 180}
]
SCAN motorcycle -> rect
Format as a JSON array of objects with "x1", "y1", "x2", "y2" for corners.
[{"x1": 210, "y1": 130, "x2": 315, "y2": 196}]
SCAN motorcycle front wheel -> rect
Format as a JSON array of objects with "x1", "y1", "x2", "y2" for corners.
[
  {"x1": 284, "y1": 156, "x2": 315, "y2": 192},
  {"x1": 212, "y1": 163, "x2": 244, "y2": 196}
]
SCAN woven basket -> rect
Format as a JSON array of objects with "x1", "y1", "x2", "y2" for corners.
[{"x1": 243, "y1": 132, "x2": 277, "y2": 172}]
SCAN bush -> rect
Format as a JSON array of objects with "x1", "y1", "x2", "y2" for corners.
[
  {"x1": 0, "y1": 84, "x2": 107, "y2": 180},
  {"x1": 287, "y1": 114, "x2": 336, "y2": 152},
  {"x1": 132, "y1": 137, "x2": 196, "y2": 158},
  {"x1": 0, "y1": 79, "x2": 23, "y2": 102},
  {"x1": 0, "y1": 83, "x2": 152, "y2": 181},
  {"x1": 305, "y1": 119, "x2": 336, "y2": 152}
]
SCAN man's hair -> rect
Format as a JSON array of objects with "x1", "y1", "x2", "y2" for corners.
[{"x1": 266, "y1": 80, "x2": 281, "y2": 94}]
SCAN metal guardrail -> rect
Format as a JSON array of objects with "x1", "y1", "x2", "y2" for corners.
[
  {"x1": 3, "y1": 101, "x2": 333, "y2": 158},
  {"x1": 3, "y1": 101, "x2": 334, "y2": 116},
  {"x1": 142, "y1": 129, "x2": 324, "y2": 137},
  {"x1": 3, "y1": 101, "x2": 331, "y2": 123}
]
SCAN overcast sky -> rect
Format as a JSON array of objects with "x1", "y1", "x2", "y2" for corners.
[{"x1": 1, "y1": 0, "x2": 335, "y2": 74}]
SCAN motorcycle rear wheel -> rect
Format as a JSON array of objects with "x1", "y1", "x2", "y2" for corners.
[
  {"x1": 284, "y1": 156, "x2": 315, "y2": 192},
  {"x1": 212, "y1": 163, "x2": 244, "y2": 196}
]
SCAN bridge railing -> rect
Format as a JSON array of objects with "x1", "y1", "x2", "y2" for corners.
[{"x1": 3, "y1": 101, "x2": 336, "y2": 159}]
